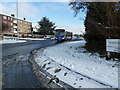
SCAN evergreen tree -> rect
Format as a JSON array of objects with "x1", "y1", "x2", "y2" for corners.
[
  {"x1": 69, "y1": 2, "x2": 120, "y2": 56},
  {"x1": 69, "y1": 2, "x2": 120, "y2": 41},
  {"x1": 37, "y1": 17, "x2": 56, "y2": 35}
]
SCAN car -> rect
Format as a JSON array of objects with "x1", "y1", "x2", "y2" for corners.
[{"x1": 44, "y1": 35, "x2": 51, "y2": 39}]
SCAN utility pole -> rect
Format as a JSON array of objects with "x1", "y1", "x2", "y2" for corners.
[{"x1": 16, "y1": 0, "x2": 19, "y2": 38}]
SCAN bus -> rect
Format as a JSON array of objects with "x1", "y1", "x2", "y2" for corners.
[{"x1": 55, "y1": 29, "x2": 72, "y2": 41}]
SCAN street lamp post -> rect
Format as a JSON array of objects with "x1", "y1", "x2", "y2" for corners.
[{"x1": 16, "y1": 0, "x2": 19, "y2": 38}]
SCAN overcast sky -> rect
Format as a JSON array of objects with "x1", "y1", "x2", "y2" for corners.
[{"x1": 0, "y1": 1, "x2": 86, "y2": 34}]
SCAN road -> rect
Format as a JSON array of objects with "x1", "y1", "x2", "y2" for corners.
[{"x1": 2, "y1": 39, "x2": 57, "y2": 88}]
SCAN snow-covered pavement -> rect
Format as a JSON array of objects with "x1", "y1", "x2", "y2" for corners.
[
  {"x1": 35, "y1": 40, "x2": 118, "y2": 88},
  {"x1": 0, "y1": 36, "x2": 46, "y2": 44}
]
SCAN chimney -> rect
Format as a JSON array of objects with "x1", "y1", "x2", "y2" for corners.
[
  {"x1": 23, "y1": 18, "x2": 26, "y2": 20},
  {"x1": 11, "y1": 14, "x2": 15, "y2": 17}
]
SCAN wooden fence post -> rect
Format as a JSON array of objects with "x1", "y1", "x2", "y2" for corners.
[{"x1": 107, "y1": 52, "x2": 111, "y2": 59}]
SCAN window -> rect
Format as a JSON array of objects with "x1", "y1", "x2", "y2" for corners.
[
  {"x1": 28, "y1": 22, "x2": 31, "y2": 25},
  {"x1": 14, "y1": 28, "x2": 17, "y2": 31},
  {"x1": 13, "y1": 19, "x2": 17, "y2": 23},
  {"x1": 3, "y1": 21, "x2": 7, "y2": 24},
  {"x1": 8, "y1": 22, "x2": 13, "y2": 26},
  {"x1": 28, "y1": 30, "x2": 31, "y2": 32},
  {"x1": 24, "y1": 26, "x2": 26, "y2": 28},
  {"x1": 8, "y1": 22, "x2": 11, "y2": 25},
  {"x1": 3, "y1": 16, "x2": 7, "y2": 20},
  {"x1": 14, "y1": 23, "x2": 17, "y2": 26},
  {"x1": 28, "y1": 26, "x2": 31, "y2": 28},
  {"x1": 18, "y1": 20, "x2": 21, "y2": 23},
  {"x1": 19, "y1": 25, "x2": 22, "y2": 27},
  {"x1": 14, "y1": 18, "x2": 17, "y2": 20},
  {"x1": 8, "y1": 17, "x2": 10, "y2": 20},
  {"x1": 10, "y1": 28, "x2": 13, "y2": 31},
  {"x1": 11, "y1": 23, "x2": 13, "y2": 26},
  {"x1": 25, "y1": 22, "x2": 27, "y2": 24},
  {"x1": 11, "y1": 18, "x2": 13, "y2": 21}
]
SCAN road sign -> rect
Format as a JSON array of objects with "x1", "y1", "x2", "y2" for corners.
[{"x1": 106, "y1": 39, "x2": 120, "y2": 53}]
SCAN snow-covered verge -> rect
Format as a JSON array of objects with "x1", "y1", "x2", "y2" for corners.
[
  {"x1": 4, "y1": 36, "x2": 46, "y2": 41},
  {"x1": 19, "y1": 37, "x2": 45, "y2": 40},
  {"x1": 0, "y1": 40, "x2": 26, "y2": 44},
  {"x1": 0, "y1": 36, "x2": 47, "y2": 44},
  {"x1": 35, "y1": 40, "x2": 118, "y2": 88}
]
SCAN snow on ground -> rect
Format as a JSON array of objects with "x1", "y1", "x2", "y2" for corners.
[
  {"x1": 0, "y1": 36, "x2": 26, "y2": 44},
  {"x1": 0, "y1": 40, "x2": 26, "y2": 44},
  {"x1": 4, "y1": 36, "x2": 46, "y2": 41},
  {"x1": 19, "y1": 38, "x2": 45, "y2": 40},
  {"x1": 0, "y1": 36, "x2": 47, "y2": 44},
  {"x1": 35, "y1": 40, "x2": 118, "y2": 88}
]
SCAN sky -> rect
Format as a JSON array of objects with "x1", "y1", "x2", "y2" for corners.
[{"x1": 0, "y1": 1, "x2": 86, "y2": 34}]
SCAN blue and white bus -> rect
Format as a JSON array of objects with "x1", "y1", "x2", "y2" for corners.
[{"x1": 55, "y1": 29, "x2": 72, "y2": 41}]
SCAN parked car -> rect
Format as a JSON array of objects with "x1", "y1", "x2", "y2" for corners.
[{"x1": 44, "y1": 35, "x2": 51, "y2": 39}]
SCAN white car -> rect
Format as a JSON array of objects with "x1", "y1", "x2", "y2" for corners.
[{"x1": 44, "y1": 35, "x2": 51, "y2": 39}]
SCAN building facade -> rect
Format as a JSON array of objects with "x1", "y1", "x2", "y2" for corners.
[
  {"x1": 0, "y1": 14, "x2": 14, "y2": 34},
  {"x1": 17, "y1": 19, "x2": 32, "y2": 34},
  {"x1": 0, "y1": 13, "x2": 33, "y2": 35}
]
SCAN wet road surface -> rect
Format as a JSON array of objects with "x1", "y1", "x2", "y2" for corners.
[{"x1": 2, "y1": 39, "x2": 57, "y2": 88}]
